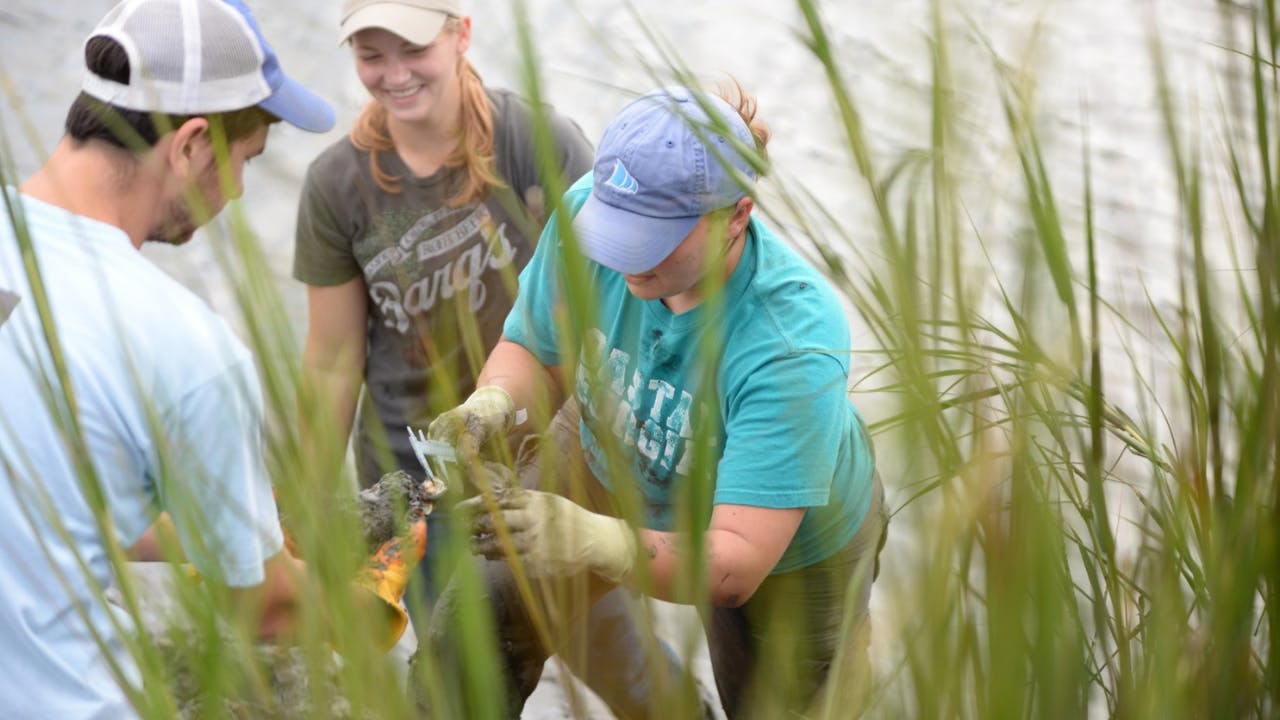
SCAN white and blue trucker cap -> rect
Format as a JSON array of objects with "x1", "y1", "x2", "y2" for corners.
[
  {"x1": 574, "y1": 87, "x2": 758, "y2": 275},
  {"x1": 80, "y1": 0, "x2": 335, "y2": 133}
]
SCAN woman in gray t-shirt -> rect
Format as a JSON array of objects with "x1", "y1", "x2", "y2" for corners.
[
  {"x1": 294, "y1": 7, "x2": 591, "y2": 502},
  {"x1": 293, "y1": 3, "x2": 685, "y2": 718}
]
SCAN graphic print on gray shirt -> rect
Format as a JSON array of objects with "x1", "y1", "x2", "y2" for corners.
[{"x1": 294, "y1": 88, "x2": 593, "y2": 485}]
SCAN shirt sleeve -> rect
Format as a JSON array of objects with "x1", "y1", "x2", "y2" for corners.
[
  {"x1": 154, "y1": 356, "x2": 283, "y2": 587},
  {"x1": 293, "y1": 150, "x2": 363, "y2": 287},
  {"x1": 548, "y1": 110, "x2": 594, "y2": 184},
  {"x1": 713, "y1": 351, "x2": 850, "y2": 509},
  {"x1": 502, "y1": 174, "x2": 596, "y2": 365},
  {"x1": 503, "y1": 210, "x2": 567, "y2": 366}
]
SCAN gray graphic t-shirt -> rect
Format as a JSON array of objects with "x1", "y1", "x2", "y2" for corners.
[{"x1": 294, "y1": 88, "x2": 592, "y2": 485}]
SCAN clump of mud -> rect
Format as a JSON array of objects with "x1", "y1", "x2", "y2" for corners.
[
  {"x1": 163, "y1": 643, "x2": 357, "y2": 720},
  {"x1": 276, "y1": 469, "x2": 444, "y2": 565},
  {"x1": 343, "y1": 469, "x2": 442, "y2": 552},
  {"x1": 159, "y1": 469, "x2": 442, "y2": 718}
]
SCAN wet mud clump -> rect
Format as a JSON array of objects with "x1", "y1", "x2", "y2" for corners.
[
  {"x1": 163, "y1": 644, "x2": 354, "y2": 720},
  {"x1": 344, "y1": 469, "x2": 443, "y2": 552},
  {"x1": 160, "y1": 469, "x2": 442, "y2": 719}
]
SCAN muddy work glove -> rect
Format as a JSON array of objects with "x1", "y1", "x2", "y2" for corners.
[
  {"x1": 352, "y1": 518, "x2": 427, "y2": 652},
  {"x1": 427, "y1": 386, "x2": 516, "y2": 458},
  {"x1": 462, "y1": 490, "x2": 637, "y2": 583}
]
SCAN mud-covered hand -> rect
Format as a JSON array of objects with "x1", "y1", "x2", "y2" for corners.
[
  {"x1": 352, "y1": 518, "x2": 427, "y2": 652},
  {"x1": 463, "y1": 490, "x2": 636, "y2": 583},
  {"x1": 426, "y1": 386, "x2": 516, "y2": 457}
]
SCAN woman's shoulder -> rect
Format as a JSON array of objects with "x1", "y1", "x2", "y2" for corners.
[
  {"x1": 484, "y1": 86, "x2": 593, "y2": 192},
  {"x1": 303, "y1": 136, "x2": 368, "y2": 187},
  {"x1": 313, "y1": 132, "x2": 364, "y2": 160},
  {"x1": 750, "y1": 223, "x2": 843, "y2": 306},
  {"x1": 732, "y1": 221, "x2": 852, "y2": 355},
  {"x1": 486, "y1": 86, "x2": 585, "y2": 141},
  {"x1": 485, "y1": 86, "x2": 535, "y2": 119}
]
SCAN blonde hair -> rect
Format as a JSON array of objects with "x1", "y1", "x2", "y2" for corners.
[
  {"x1": 349, "y1": 18, "x2": 505, "y2": 206},
  {"x1": 717, "y1": 78, "x2": 771, "y2": 168}
]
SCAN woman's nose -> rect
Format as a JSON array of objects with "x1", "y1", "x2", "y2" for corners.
[{"x1": 384, "y1": 57, "x2": 411, "y2": 84}]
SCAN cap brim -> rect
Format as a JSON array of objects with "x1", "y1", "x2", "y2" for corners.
[
  {"x1": 259, "y1": 76, "x2": 336, "y2": 133},
  {"x1": 573, "y1": 192, "x2": 699, "y2": 275},
  {"x1": 339, "y1": 5, "x2": 448, "y2": 45}
]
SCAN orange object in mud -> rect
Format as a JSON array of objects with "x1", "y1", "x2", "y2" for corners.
[{"x1": 353, "y1": 518, "x2": 428, "y2": 651}]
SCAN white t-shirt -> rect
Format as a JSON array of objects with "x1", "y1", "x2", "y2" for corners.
[{"x1": 0, "y1": 189, "x2": 283, "y2": 719}]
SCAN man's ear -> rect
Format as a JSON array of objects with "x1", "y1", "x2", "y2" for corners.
[{"x1": 166, "y1": 117, "x2": 211, "y2": 181}]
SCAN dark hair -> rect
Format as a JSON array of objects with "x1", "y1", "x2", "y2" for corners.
[{"x1": 65, "y1": 36, "x2": 277, "y2": 151}]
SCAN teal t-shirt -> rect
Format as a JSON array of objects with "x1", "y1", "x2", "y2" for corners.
[{"x1": 504, "y1": 174, "x2": 874, "y2": 572}]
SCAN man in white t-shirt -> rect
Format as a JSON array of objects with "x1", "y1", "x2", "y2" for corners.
[{"x1": 0, "y1": 1, "x2": 353, "y2": 717}]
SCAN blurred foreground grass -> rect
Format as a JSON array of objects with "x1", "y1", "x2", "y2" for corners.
[{"x1": 2, "y1": 0, "x2": 1277, "y2": 717}]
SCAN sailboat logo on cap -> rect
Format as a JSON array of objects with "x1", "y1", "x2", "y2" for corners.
[{"x1": 606, "y1": 160, "x2": 639, "y2": 194}]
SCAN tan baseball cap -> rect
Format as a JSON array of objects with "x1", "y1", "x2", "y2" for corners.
[{"x1": 339, "y1": 0, "x2": 462, "y2": 45}]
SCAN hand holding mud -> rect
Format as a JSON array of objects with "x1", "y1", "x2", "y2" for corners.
[
  {"x1": 426, "y1": 386, "x2": 516, "y2": 458},
  {"x1": 460, "y1": 489, "x2": 637, "y2": 583}
]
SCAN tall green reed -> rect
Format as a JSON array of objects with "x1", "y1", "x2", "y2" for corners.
[
  {"x1": 3, "y1": 0, "x2": 1277, "y2": 717},
  {"x1": 787, "y1": 0, "x2": 1277, "y2": 717}
]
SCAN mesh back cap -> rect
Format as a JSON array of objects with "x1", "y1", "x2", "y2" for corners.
[{"x1": 80, "y1": 0, "x2": 335, "y2": 132}]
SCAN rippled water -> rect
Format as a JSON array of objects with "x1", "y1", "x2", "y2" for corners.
[{"x1": 2, "y1": 0, "x2": 1253, "y2": 326}]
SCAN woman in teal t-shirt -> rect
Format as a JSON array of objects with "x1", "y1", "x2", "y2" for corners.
[{"x1": 430, "y1": 84, "x2": 888, "y2": 718}]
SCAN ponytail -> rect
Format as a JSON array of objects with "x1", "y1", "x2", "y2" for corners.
[
  {"x1": 446, "y1": 57, "x2": 506, "y2": 205},
  {"x1": 717, "y1": 78, "x2": 771, "y2": 172}
]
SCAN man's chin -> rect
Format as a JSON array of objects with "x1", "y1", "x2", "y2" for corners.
[{"x1": 145, "y1": 229, "x2": 195, "y2": 246}]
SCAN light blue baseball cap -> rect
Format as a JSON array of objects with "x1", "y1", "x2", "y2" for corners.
[{"x1": 574, "y1": 87, "x2": 758, "y2": 275}]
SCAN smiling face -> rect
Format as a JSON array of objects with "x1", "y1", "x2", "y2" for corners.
[{"x1": 351, "y1": 22, "x2": 470, "y2": 128}]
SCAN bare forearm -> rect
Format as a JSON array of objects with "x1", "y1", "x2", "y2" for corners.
[
  {"x1": 631, "y1": 504, "x2": 804, "y2": 607},
  {"x1": 228, "y1": 551, "x2": 304, "y2": 641},
  {"x1": 299, "y1": 278, "x2": 368, "y2": 452},
  {"x1": 224, "y1": 547, "x2": 413, "y2": 652},
  {"x1": 475, "y1": 338, "x2": 563, "y2": 433},
  {"x1": 228, "y1": 553, "x2": 381, "y2": 642},
  {"x1": 126, "y1": 512, "x2": 184, "y2": 562},
  {"x1": 634, "y1": 527, "x2": 769, "y2": 607},
  {"x1": 298, "y1": 358, "x2": 362, "y2": 448}
]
